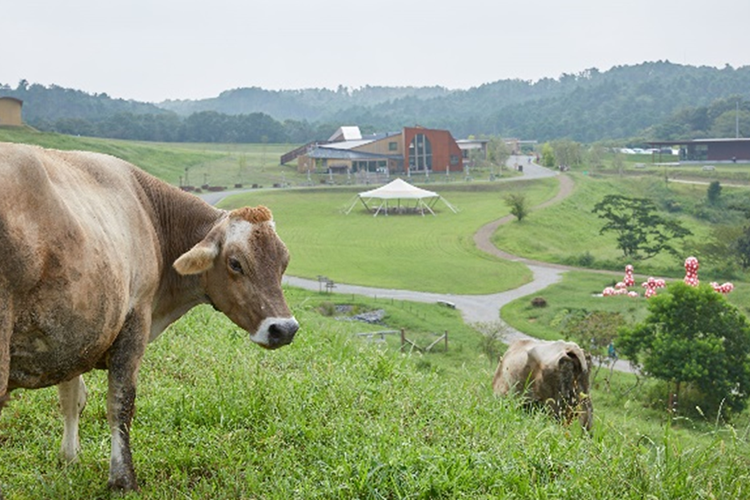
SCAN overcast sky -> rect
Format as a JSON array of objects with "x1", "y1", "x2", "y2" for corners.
[{"x1": 2, "y1": 0, "x2": 749, "y2": 103}]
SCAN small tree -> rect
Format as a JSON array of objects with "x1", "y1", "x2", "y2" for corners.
[
  {"x1": 563, "y1": 310, "x2": 626, "y2": 385},
  {"x1": 474, "y1": 321, "x2": 508, "y2": 367},
  {"x1": 504, "y1": 193, "x2": 530, "y2": 222},
  {"x1": 707, "y1": 181, "x2": 722, "y2": 205},
  {"x1": 487, "y1": 137, "x2": 511, "y2": 171},
  {"x1": 551, "y1": 139, "x2": 582, "y2": 167},
  {"x1": 736, "y1": 224, "x2": 750, "y2": 270},
  {"x1": 593, "y1": 194, "x2": 692, "y2": 260},
  {"x1": 541, "y1": 142, "x2": 555, "y2": 168},
  {"x1": 619, "y1": 282, "x2": 750, "y2": 417}
]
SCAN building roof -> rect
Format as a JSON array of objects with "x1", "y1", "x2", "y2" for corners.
[
  {"x1": 307, "y1": 146, "x2": 400, "y2": 161},
  {"x1": 328, "y1": 126, "x2": 362, "y2": 142},
  {"x1": 649, "y1": 138, "x2": 750, "y2": 145}
]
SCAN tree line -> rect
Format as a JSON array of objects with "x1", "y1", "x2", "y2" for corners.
[{"x1": 4, "y1": 61, "x2": 750, "y2": 143}]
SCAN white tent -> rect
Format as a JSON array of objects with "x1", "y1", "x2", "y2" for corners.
[{"x1": 345, "y1": 178, "x2": 458, "y2": 216}]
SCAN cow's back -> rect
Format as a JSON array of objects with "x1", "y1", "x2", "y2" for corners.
[
  {"x1": 492, "y1": 339, "x2": 536, "y2": 395},
  {"x1": 0, "y1": 143, "x2": 161, "y2": 390}
]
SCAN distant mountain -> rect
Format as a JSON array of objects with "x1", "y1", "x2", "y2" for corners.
[
  {"x1": 159, "y1": 85, "x2": 453, "y2": 121},
  {"x1": 3, "y1": 61, "x2": 750, "y2": 143},
  {"x1": 157, "y1": 62, "x2": 750, "y2": 141},
  {"x1": 0, "y1": 80, "x2": 166, "y2": 124}
]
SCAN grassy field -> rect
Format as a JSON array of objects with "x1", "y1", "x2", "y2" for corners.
[
  {"x1": 501, "y1": 270, "x2": 750, "y2": 341},
  {"x1": 593, "y1": 152, "x2": 750, "y2": 185},
  {"x1": 491, "y1": 173, "x2": 748, "y2": 278},
  {"x1": 2, "y1": 132, "x2": 750, "y2": 497},
  {"x1": 1, "y1": 292, "x2": 748, "y2": 499},
  {"x1": 216, "y1": 179, "x2": 560, "y2": 294},
  {"x1": 0, "y1": 128, "x2": 300, "y2": 187}
]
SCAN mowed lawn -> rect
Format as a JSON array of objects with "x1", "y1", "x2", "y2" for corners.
[
  {"x1": 492, "y1": 174, "x2": 721, "y2": 276},
  {"x1": 218, "y1": 178, "x2": 560, "y2": 294}
]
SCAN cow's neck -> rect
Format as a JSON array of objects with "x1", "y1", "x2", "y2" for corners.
[{"x1": 133, "y1": 168, "x2": 225, "y2": 339}]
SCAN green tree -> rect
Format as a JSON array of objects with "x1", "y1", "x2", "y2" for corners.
[
  {"x1": 504, "y1": 193, "x2": 530, "y2": 222},
  {"x1": 593, "y1": 194, "x2": 692, "y2": 260},
  {"x1": 736, "y1": 224, "x2": 750, "y2": 269},
  {"x1": 551, "y1": 139, "x2": 582, "y2": 167},
  {"x1": 562, "y1": 310, "x2": 626, "y2": 384},
  {"x1": 541, "y1": 142, "x2": 555, "y2": 167},
  {"x1": 487, "y1": 137, "x2": 511, "y2": 170},
  {"x1": 587, "y1": 144, "x2": 607, "y2": 169},
  {"x1": 707, "y1": 181, "x2": 722, "y2": 205},
  {"x1": 619, "y1": 282, "x2": 750, "y2": 416}
]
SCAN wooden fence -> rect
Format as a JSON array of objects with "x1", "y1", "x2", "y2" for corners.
[{"x1": 357, "y1": 328, "x2": 448, "y2": 353}]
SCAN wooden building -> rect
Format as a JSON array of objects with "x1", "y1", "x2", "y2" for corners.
[{"x1": 0, "y1": 97, "x2": 23, "y2": 127}]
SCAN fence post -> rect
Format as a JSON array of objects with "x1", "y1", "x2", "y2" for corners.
[
  {"x1": 400, "y1": 328, "x2": 405, "y2": 351},
  {"x1": 444, "y1": 330, "x2": 448, "y2": 351}
]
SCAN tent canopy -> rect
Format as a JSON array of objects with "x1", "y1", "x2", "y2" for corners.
[{"x1": 346, "y1": 178, "x2": 458, "y2": 216}]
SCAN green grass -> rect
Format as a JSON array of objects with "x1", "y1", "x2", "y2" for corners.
[
  {"x1": 0, "y1": 128, "x2": 301, "y2": 187},
  {"x1": 502, "y1": 270, "x2": 750, "y2": 341},
  {"x1": 217, "y1": 179, "x2": 560, "y2": 294},
  {"x1": 2, "y1": 291, "x2": 748, "y2": 499},
  {"x1": 2, "y1": 134, "x2": 750, "y2": 497},
  {"x1": 491, "y1": 173, "x2": 746, "y2": 278}
]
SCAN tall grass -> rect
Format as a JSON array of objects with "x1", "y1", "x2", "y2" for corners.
[{"x1": 1, "y1": 292, "x2": 747, "y2": 499}]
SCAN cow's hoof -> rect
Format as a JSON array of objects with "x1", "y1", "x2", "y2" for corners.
[{"x1": 107, "y1": 474, "x2": 140, "y2": 493}]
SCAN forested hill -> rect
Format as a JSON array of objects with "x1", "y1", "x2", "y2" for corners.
[{"x1": 3, "y1": 61, "x2": 750, "y2": 143}]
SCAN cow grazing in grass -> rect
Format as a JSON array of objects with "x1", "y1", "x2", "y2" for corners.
[
  {"x1": 493, "y1": 339, "x2": 593, "y2": 431},
  {"x1": 0, "y1": 143, "x2": 299, "y2": 492}
]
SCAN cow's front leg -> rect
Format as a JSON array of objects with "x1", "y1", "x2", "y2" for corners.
[
  {"x1": 106, "y1": 312, "x2": 149, "y2": 492},
  {"x1": 58, "y1": 375, "x2": 88, "y2": 462}
]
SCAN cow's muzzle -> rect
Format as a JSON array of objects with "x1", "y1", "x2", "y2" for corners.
[{"x1": 252, "y1": 317, "x2": 299, "y2": 349}]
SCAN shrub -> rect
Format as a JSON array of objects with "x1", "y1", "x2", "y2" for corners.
[
  {"x1": 318, "y1": 301, "x2": 336, "y2": 316},
  {"x1": 531, "y1": 297, "x2": 548, "y2": 308}
]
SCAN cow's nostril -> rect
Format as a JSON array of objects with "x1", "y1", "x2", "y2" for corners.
[{"x1": 268, "y1": 320, "x2": 299, "y2": 345}]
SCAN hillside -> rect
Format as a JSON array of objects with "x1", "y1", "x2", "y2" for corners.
[{"x1": 3, "y1": 61, "x2": 750, "y2": 142}]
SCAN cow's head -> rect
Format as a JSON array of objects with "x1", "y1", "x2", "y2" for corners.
[
  {"x1": 553, "y1": 348, "x2": 593, "y2": 432},
  {"x1": 173, "y1": 206, "x2": 299, "y2": 349}
]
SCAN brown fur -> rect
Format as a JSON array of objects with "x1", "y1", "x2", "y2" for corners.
[
  {"x1": 231, "y1": 205, "x2": 273, "y2": 223},
  {"x1": 0, "y1": 142, "x2": 298, "y2": 491},
  {"x1": 493, "y1": 339, "x2": 593, "y2": 431}
]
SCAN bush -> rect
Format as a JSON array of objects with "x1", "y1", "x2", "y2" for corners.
[
  {"x1": 577, "y1": 251, "x2": 595, "y2": 267},
  {"x1": 318, "y1": 301, "x2": 336, "y2": 316},
  {"x1": 531, "y1": 297, "x2": 548, "y2": 308}
]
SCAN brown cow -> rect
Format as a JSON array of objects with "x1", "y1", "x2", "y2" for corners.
[
  {"x1": 0, "y1": 142, "x2": 299, "y2": 491},
  {"x1": 493, "y1": 339, "x2": 593, "y2": 431}
]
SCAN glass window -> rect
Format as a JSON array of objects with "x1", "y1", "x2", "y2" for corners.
[{"x1": 409, "y1": 134, "x2": 432, "y2": 172}]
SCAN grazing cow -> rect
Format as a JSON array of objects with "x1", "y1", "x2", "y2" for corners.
[
  {"x1": 493, "y1": 339, "x2": 593, "y2": 431},
  {"x1": 0, "y1": 143, "x2": 299, "y2": 491}
]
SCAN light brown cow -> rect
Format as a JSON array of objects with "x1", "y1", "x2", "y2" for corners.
[
  {"x1": 0, "y1": 142, "x2": 299, "y2": 491},
  {"x1": 493, "y1": 339, "x2": 593, "y2": 431}
]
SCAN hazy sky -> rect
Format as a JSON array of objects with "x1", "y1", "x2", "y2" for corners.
[{"x1": 2, "y1": 0, "x2": 749, "y2": 103}]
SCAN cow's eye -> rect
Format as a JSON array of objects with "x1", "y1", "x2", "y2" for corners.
[{"x1": 228, "y1": 257, "x2": 244, "y2": 274}]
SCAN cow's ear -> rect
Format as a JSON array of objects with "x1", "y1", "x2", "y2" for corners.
[
  {"x1": 173, "y1": 240, "x2": 220, "y2": 275},
  {"x1": 174, "y1": 216, "x2": 228, "y2": 275}
]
